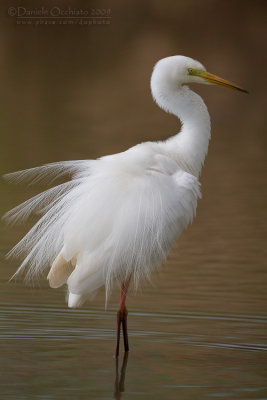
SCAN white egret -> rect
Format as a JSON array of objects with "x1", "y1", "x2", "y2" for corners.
[{"x1": 4, "y1": 56, "x2": 247, "y2": 357}]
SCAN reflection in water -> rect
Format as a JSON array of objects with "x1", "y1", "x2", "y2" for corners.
[
  {"x1": 114, "y1": 353, "x2": 129, "y2": 399},
  {"x1": 1, "y1": 301, "x2": 267, "y2": 398}
]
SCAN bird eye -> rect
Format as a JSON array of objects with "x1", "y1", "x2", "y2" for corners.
[{"x1": 188, "y1": 68, "x2": 193, "y2": 75}]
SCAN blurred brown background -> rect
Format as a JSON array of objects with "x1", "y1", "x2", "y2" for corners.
[
  {"x1": 0, "y1": 0, "x2": 267, "y2": 296},
  {"x1": 1, "y1": 0, "x2": 267, "y2": 311},
  {"x1": 1, "y1": 0, "x2": 266, "y2": 169},
  {"x1": 1, "y1": 0, "x2": 266, "y2": 303},
  {"x1": 1, "y1": 1, "x2": 267, "y2": 399}
]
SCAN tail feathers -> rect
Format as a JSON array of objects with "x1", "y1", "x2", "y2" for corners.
[{"x1": 47, "y1": 253, "x2": 76, "y2": 288}]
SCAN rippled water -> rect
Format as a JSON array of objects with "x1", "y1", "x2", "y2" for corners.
[
  {"x1": 1, "y1": 2, "x2": 267, "y2": 398},
  {"x1": 1, "y1": 298, "x2": 267, "y2": 399}
]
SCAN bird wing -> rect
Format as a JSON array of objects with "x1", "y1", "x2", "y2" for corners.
[
  {"x1": 3, "y1": 160, "x2": 93, "y2": 281},
  {"x1": 4, "y1": 145, "x2": 201, "y2": 302},
  {"x1": 3, "y1": 160, "x2": 93, "y2": 185},
  {"x1": 64, "y1": 147, "x2": 201, "y2": 299}
]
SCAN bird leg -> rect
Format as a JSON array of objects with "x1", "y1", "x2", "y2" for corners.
[{"x1": 115, "y1": 280, "x2": 130, "y2": 358}]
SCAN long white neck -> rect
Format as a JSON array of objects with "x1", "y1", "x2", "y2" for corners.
[{"x1": 152, "y1": 84, "x2": 211, "y2": 177}]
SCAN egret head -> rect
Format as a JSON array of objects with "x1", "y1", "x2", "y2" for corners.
[{"x1": 151, "y1": 55, "x2": 248, "y2": 95}]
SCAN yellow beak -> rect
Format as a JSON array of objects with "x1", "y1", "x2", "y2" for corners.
[{"x1": 189, "y1": 68, "x2": 248, "y2": 93}]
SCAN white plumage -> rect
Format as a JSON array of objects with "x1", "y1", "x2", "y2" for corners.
[
  {"x1": 4, "y1": 56, "x2": 246, "y2": 312},
  {"x1": 5, "y1": 145, "x2": 201, "y2": 307}
]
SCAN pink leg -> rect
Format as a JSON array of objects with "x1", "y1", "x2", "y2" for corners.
[{"x1": 115, "y1": 280, "x2": 130, "y2": 358}]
